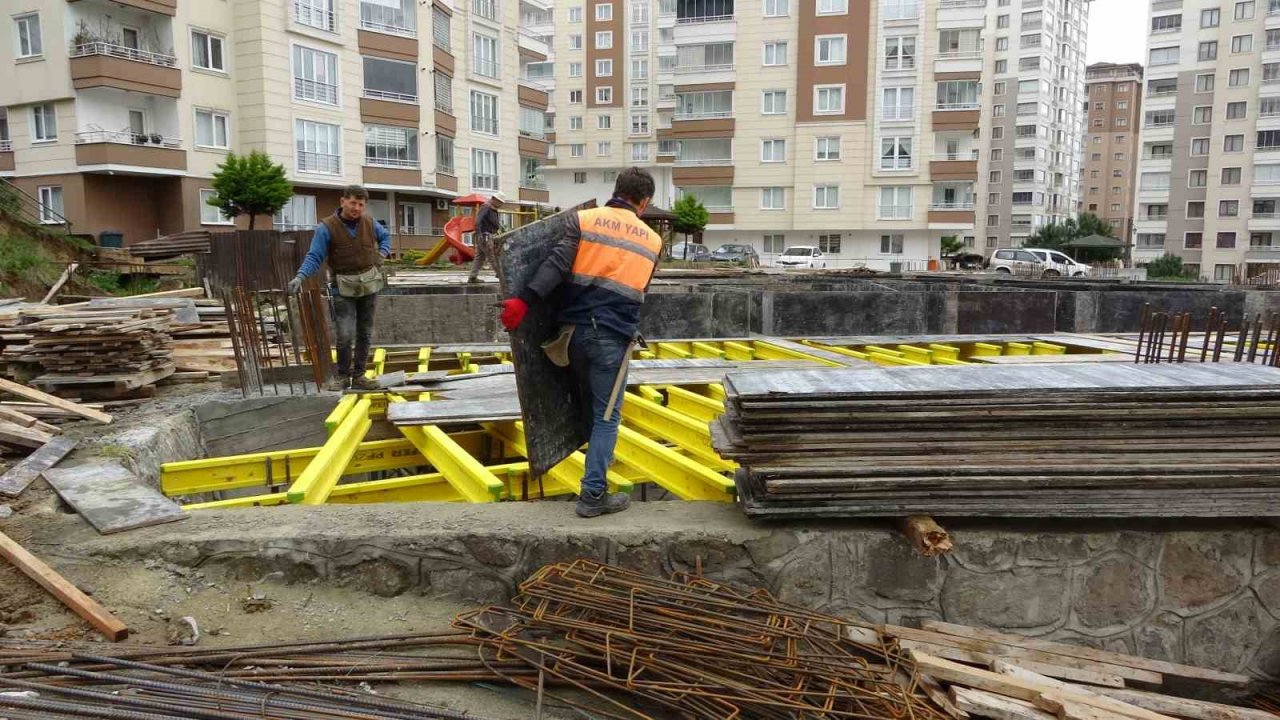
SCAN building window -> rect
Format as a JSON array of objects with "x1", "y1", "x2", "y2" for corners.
[
  {"x1": 1230, "y1": 68, "x2": 1251, "y2": 87},
  {"x1": 1260, "y1": 129, "x2": 1280, "y2": 149},
  {"x1": 815, "y1": 35, "x2": 847, "y2": 65},
  {"x1": 1225, "y1": 134, "x2": 1245, "y2": 152},
  {"x1": 293, "y1": 45, "x2": 338, "y2": 104},
  {"x1": 471, "y1": 91, "x2": 499, "y2": 134},
  {"x1": 597, "y1": 140, "x2": 611, "y2": 156},
  {"x1": 763, "y1": 41, "x2": 788, "y2": 66},
  {"x1": 818, "y1": 234, "x2": 841, "y2": 253},
  {"x1": 1195, "y1": 74, "x2": 1215, "y2": 94},
  {"x1": 295, "y1": 119, "x2": 341, "y2": 174},
  {"x1": 596, "y1": 2, "x2": 613, "y2": 20},
  {"x1": 1187, "y1": 201, "x2": 1205, "y2": 218},
  {"x1": 595, "y1": 31, "x2": 613, "y2": 49},
  {"x1": 814, "y1": 85, "x2": 845, "y2": 114},
  {"x1": 632, "y1": 2, "x2": 649, "y2": 23},
  {"x1": 365, "y1": 125, "x2": 418, "y2": 167},
  {"x1": 296, "y1": 0, "x2": 338, "y2": 32},
  {"x1": 572, "y1": 171, "x2": 587, "y2": 184},
  {"x1": 1217, "y1": 232, "x2": 1237, "y2": 249},
  {"x1": 473, "y1": 33, "x2": 499, "y2": 78},
  {"x1": 629, "y1": 112, "x2": 649, "y2": 134},
  {"x1": 1197, "y1": 41, "x2": 1217, "y2": 61},
  {"x1": 570, "y1": 116, "x2": 584, "y2": 130},
  {"x1": 195, "y1": 109, "x2": 229, "y2": 149},
  {"x1": 763, "y1": 234, "x2": 785, "y2": 253},
  {"x1": 192, "y1": 30, "x2": 226, "y2": 72},
  {"x1": 762, "y1": 90, "x2": 787, "y2": 114},
  {"x1": 1232, "y1": 34, "x2": 1253, "y2": 53},
  {"x1": 596, "y1": 87, "x2": 613, "y2": 104},
  {"x1": 1236, "y1": 1, "x2": 1255, "y2": 20},
  {"x1": 880, "y1": 137, "x2": 912, "y2": 170},
  {"x1": 995, "y1": 59, "x2": 1007, "y2": 73},
  {"x1": 631, "y1": 58, "x2": 649, "y2": 80},
  {"x1": 880, "y1": 234, "x2": 905, "y2": 254},
  {"x1": 274, "y1": 195, "x2": 317, "y2": 230},
  {"x1": 761, "y1": 138, "x2": 786, "y2": 163},
  {"x1": 761, "y1": 187, "x2": 785, "y2": 210},
  {"x1": 815, "y1": 136, "x2": 840, "y2": 160},
  {"x1": 569, "y1": 7, "x2": 583, "y2": 22},
  {"x1": 765, "y1": 0, "x2": 788, "y2": 16},
  {"x1": 817, "y1": 0, "x2": 848, "y2": 14},
  {"x1": 885, "y1": 36, "x2": 916, "y2": 70},
  {"x1": 814, "y1": 185, "x2": 839, "y2": 209},
  {"x1": 570, "y1": 144, "x2": 585, "y2": 157},
  {"x1": 199, "y1": 189, "x2": 234, "y2": 225},
  {"x1": 36, "y1": 186, "x2": 62, "y2": 224},
  {"x1": 1227, "y1": 101, "x2": 1248, "y2": 119},
  {"x1": 597, "y1": 115, "x2": 612, "y2": 130},
  {"x1": 471, "y1": 148, "x2": 498, "y2": 190},
  {"x1": 31, "y1": 103, "x2": 57, "y2": 142},
  {"x1": 569, "y1": 62, "x2": 583, "y2": 77},
  {"x1": 1185, "y1": 232, "x2": 1203, "y2": 249},
  {"x1": 433, "y1": 6, "x2": 451, "y2": 48},
  {"x1": 595, "y1": 59, "x2": 613, "y2": 77},
  {"x1": 364, "y1": 56, "x2": 417, "y2": 102},
  {"x1": 878, "y1": 187, "x2": 912, "y2": 219},
  {"x1": 1221, "y1": 200, "x2": 1241, "y2": 217},
  {"x1": 1191, "y1": 138, "x2": 1210, "y2": 155},
  {"x1": 631, "y1": 142, "x2": 649, "y2": 161},
  {"x1": 1189, "y1": 170, "x2": 1208, "y2": 187},
  {"x1": 569, "y1": 34, "x2": 583, "y2": 49},
  {"x1": 1202, "y1": 8, "x2": 1221, "y2": 26},
  {"x1": 434, "y1": 72, "x2": 453, "y2": 113},
  {"x1": 1223, "y1": 167, "x2": 1243, "y2": 184},
  {"x1": 1193, "y1": 106, "x2": 1213, "y2": 124},
  {"x1": 883, "y1": 87, "x2": 914, "y2": 120},
  {"x1": 14, "y1": 13, "x2": 42, "y2": 58},
  {"x1": 436, "y1": 135, "x2": 455, "y2": 174}
]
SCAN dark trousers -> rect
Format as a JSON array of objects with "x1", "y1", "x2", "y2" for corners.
[
  {"x1": 468, "y1": 233, "x2": 495, "y2": 280},
  {"x1": 332, "y1": 293, "x2": 377, "y2": 377},
  {"x1": 568, "y1": 324, "x2": 631, "y2": 496}
]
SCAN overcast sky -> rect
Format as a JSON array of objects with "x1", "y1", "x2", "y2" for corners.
[{"x1": 1087, "y1": 0, "x2": 1148, "y2": 65}]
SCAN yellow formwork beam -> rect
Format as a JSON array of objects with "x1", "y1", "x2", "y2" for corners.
[
  {"x1": 705, "y1": 383, "x2": 727, "y2": 402},
  {"x1": 325, "y1": 393, "x2": 358, "y2": 434},
  {"x1": 752, "y1": 340, "x2": 844, "y2": 367},
  {"x1": 612, "y1": 425, "x2": 734, "y2": 501},
  {"x1": 1032, "y1": 341, "x2": 1066, "y2": 355},
  {"x1": 896, "y1": 345, "x2": 934, "y2": 364},
  {"x1": 287, "y1": 396, "x2": 372, "y2": 505},
  {"x1": 722, "y1": 341, "x2": 755, "y2": 361},
  {"x1": 364, "y1": 348, "x2": 388, "y2": 378},
  {"x1": 802, "y1": 341, "x2": 871, "y2": 361},
  {"x1": 482, "y1": 421, "x2": 632, "y2": 495},
  {"x1": 389, "y1": 396, "x2": 505, "y2": 503},
  {"x1": 417, "y1": 347, "x2": 431, "y2": 372},
  {"x1": 655, "y1": 342, "x2": 693, "y2": 359},
  {"x1": 929, "y1": 343, "x2": 962, "y2": 361},
  {"x1": 635, "y1": 385, "x2": 664, "y2": 403},
  {"x1": 691, "y1": 341, "x2": 725, "y2": 359},
  {"x1": 665, "y1": 386, "x2": 725, "y2": 422},
  {"x1": 620, "y1": 393, "x2": 734, "y2": 472},
  {"x1": 1005, "y1": 341, "x2": 1032, "y2": 356},
  {"x1": 971, "y1": 342, "x2": 1004, "y2": 357}
]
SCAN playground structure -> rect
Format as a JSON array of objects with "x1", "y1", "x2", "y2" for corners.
[{"x1": 415, "y1": 195, "x2": 557, "y2": 267}]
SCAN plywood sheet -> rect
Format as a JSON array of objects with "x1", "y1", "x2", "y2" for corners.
[
  {"x1": 42, "y1": 462, "x2": 187, "y2": 534},
  {"x1": 0, "y1": 437, "x2": 77, "y2": 498}
]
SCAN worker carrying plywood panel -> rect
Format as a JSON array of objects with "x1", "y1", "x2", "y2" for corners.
[{"x1": 499, "y1": 168, "x2": 662, "y2": 518}]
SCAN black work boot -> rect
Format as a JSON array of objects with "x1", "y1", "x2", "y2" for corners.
[
  {"x1": 576, "y1": 489, "x2": 631, "y2": 518},
  {"x1": 350, "y1": 375, "x2": 379, "y2": 391},
  {"x1": 323, "y1": 375, "x2": 348, "y2": 392}
]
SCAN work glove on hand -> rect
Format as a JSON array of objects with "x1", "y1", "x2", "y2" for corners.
[
  {"x1": 500, "y1": 298, "x2": 529, "y2": 331},
  {"x1": 287, "y1": 275, "x2": 303, "y2": 294}
]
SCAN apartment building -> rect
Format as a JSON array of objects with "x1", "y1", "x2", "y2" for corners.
[
  {"x1": 1080, "y1": 62, "x2": 1143, "y2": 241},
  {"x1": 536, "y1": 0, "x2": 1090, "y2": 269},
  {"x1": 1136, "y1": 0, "x2": 1280, "y2": 281},
  {"x1": 0, "y1": 0, "x2": 552, "y2": 252}
]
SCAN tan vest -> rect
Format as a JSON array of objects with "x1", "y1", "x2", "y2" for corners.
[{"x1": 322, "y1": 213, "x2": 379, "y2": 275}]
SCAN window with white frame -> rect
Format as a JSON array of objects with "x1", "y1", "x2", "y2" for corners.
[
  {"x1": 631, "y1": 142, "x2": 649, "y2": 161},
  {"x1": 295, "y1": 119, "x2": 341, "y2": 174},
  {"x1": 631, "y1": 86, "x2": 649, "y2": 107},
  {"x1": 434, "y1": 72, "x2": 454, "y2": 112},
  {"x1": 814, "y1": 185, "x2": 839, "y2": 209},
  {"x1": 275, "y1": 195, "x2": 317, "y2": 230},
  {"x1": 815, "y1": 35, "x2": 846, "y2": 65},
  {"x1": 880, "y1": 137, "x2": 912, "y2": 170},
  {"x1": 471, "y1": 0, "x2": 498, "y2": 21},
  {"x1": 764, "y1": 0, "x2": 788, "y2": 16},
  {"x1": 632, "y1": 30, "x2": 649, "y2": 52},
  {"x1": 195, "y1": 109, "x2": 229, "y2": 149},
  {"x1": 573, "y1": 171, "x2": 587, "y2": 183},
  {"x1": 569, "y1": 34, "x2": 583, "y2": 49},
  {"x1": 761, "y1": 138, "x2": 786, "y2": 163},
  {"x1": 472, "y1": 148, "x2": 499, "y2": 190},
  {"x1": 595, "y1": 31, "x2": 613, "y2": 49},
  {"x1": 570, "y1": 143, "x2": 585, "y2": 157},
  {"x1": 596, "y1": 3, "x2": 613, "y2": 20},
  {"x1": 193, "y1": 30, "x2": 226, "y2": 71},
  {"x1": 31, "y1": 103, "x2": 57, "y2": 142},
  {"x1": 818, "y1": 234, "x2": 841, "y2": 253},
  {"x1": 937, "y1": 80, "x2": 980, "y2": 109},
  {"x1": 365, "y1": 125, "x2": 418, "y2": 166},
  {"x1": 816, "y1": 136, "x2": 840, "y2": 160},
  {"x1": 436, "y1": 135, "x2": 455, "y2": 173},
  {"x1": 885, "y1": 36, "x2": 916, "y2": 69},
  {"x1": 569, "y1": 116, "x2": 583, "y2": 130},
  {"x1": 570, "y1": 89, "x2": 583, "y2": 103},
  {"x1": 632, "y1": 58, "x2": 649, "y2": 79},
  {"x1": 569, "y1": 62, "x2": 583, "y2": 77},
  {"x1": 596, "y1": 87, "x2": 613, "y2": 104},
  {"x1": 471, "y1": 91, "x2": 499, "y2": 134},
  {"x1": 364, "y1": 56, "x2": 417, "y2": 101},
  {"x1": 762, "y1": 90, "x2": 787, "y2": 114},
  {"x1": 630, "y1": 113, "x2": 649, "y2": 134},
  {"x1": 199, "y1": 189, "x2": 234, "y2": 225},
  {"x1": 569, "y1": 6, "x2": 583, "y2": 22},
  {"x1": 632, "y1": 2, "x2": 649, "y2": 23},
  {"x1": 296, "y1": 0, "x2": 337, "y2": 32},
  {"x1": 37, "y1": 186, "x2": 62, "y2": 224},
  {"x1": 761, "y1": 187, "x2": 785, "y2": 210},
  {"x1": 598, "y1": 114, "x2": 612, "y2": 130},
  {"x1": 817, "y1": 0, "x2": 848, "y2": 14},
  {"x1": 878, "y1": 187, "x2": 912, "y2": 219},
  {"x1": 595, "y1": 59, "x2": 613, "y2": 77},
  {"x1": 1149, "y1": 45, "x2": 1179, "y2": 65},
  {"x1": 763, "y1": 234, "x2": 785, "y2": 253},
  {"x1": 14, "y1": 13, "x2": 41, "y2": 58},
  {"x1": 814, "y1": 85, "x2": 844, "y2": 114},
  {"x1": 597, "y1": 140, "x2": 612, "y2": 156},
  {"x1": 880, "y1": 234, "x2": 905, "y2": 254},
  {"x1": 763, "y1": 41, "x2": 788, "y2": 66},
  {"x1": 882, "y1": 87, "x2": 914, "y2": 120},
  {"x1": 293, "y1": 45, "x2": 338, "y2": 104},
  {"x1": 473, "y1": 33, "x2": 499, "y2": 78}
]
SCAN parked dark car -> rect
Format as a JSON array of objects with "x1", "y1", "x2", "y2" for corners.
[{"x1": 710, "y1": 244, "x2": 760, "y2": 264}]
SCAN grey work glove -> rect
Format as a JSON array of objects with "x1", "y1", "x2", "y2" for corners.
[{"x1": 287, "y1": 275, "x2": 303, "y2": 294}]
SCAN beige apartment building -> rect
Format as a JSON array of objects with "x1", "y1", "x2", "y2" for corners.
[
  {"x1": 0, "y1": 0, "x2": 553, "y2": 252},
  {"x1": 1136, "y1": 0, "x2": 1280, "y2": 281},
  {"x1": 540, "y1": 0, "x2": 1091, "y2": 270},
  {"x1": 1080, "y1": 62, "x2": 1143, "y2": 242}
]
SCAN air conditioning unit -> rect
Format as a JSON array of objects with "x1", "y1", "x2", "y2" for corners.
[{"x1": 436, "y1": 199, "x2": 449, "y2": 210}]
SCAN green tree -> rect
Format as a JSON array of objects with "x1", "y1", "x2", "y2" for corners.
[
  {"x1": 939, "y1": 236, "x2": 965, "y2": 257},
  {"x1": 671, "y1": 195, "x2": 709, "y2": 240},
  {"x1": 1075, "y1": 212, "x2": 1114, "y2": 239},
  {"x1": 208, "y1": 151, "x2": 293, "y2": 230},
  {"x1": 1146, "y1": 253, "x2": 1194, "y2": 280},
  {"x1": 1024, "y1": 213, "x2": 1121, "y2": 263}
]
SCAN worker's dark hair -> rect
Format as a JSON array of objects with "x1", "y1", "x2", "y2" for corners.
[
  {"x1": 342, "y1": 184, "x2": 369, "y2": 200},
  {"x1": 613, "y1": 167, "x2": 655, "y2": 205}
]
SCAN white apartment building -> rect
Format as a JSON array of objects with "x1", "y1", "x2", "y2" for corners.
[
  {"x1": 0, "y1": 0, "x2": 552, "y2": 253},
  {"x1": 537, "y1": 0, "x2": 1091, "y2": 270},
  {"x1": 1136, "y1": 0, "x2": 1280, "y2": 282}
]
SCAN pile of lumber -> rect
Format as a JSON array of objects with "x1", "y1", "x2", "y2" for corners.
[
  {"x1": 127, "y1": 229, "x2": 212, "y2": 259},
  {"x1": 712, "y1": 362, "x2": 1280, "y2": 518},
  {"x1": 0, "y1": 377, "x2": 108, "y2": 498}
]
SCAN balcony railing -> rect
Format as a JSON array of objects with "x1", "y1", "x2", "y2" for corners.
[
  {"x1": 1146, "y1": 89, "x2": 1178, "y2": 98},
  {"x1": 0, "y1": 140, "x2": 11, "y2": 152},
  {"x1": 675, "y1": 63, "x2": 734, "y2": 74},
  {"x1": 521, "y1": 177, "x2": 549, "y2": 190},
  {"x1": 878, "y1": 205, "x2": 913, "y2": 219},
  {"x1": 929, "y1": 201, "x2": 975, "y2": 210},
  {"x1": 75, "y1": 130, "x2": 182, "y2": 148},
  {"x1": 882, "y1": 106, "x2": 914, "y2": 121},
  {"x1": 364, "y1": 89, "x2": 417, "y2": 103},
  {"x1": 360, "y1": 6, "x2": 416, "y2": 38},
  {"x1": 293, "y1": 0, "x2": 338, "y2": 32},
  {"x1": 1261, "y1": 145, "x2": 1280, "y2": 152},
  {"x1": 936, "y1": 102, "x2": 980, "y2": 110},
  {"x1": 882, "y1": 2, "x2": 920, "y2": 19},
  {"x1": 1151, "y1": 0, "x2": 1182, "y2": 8},
  {"x1": 518, "y1": 127, "x2": 546, "y2": 139},
  {"x1": 676, "y1": 14, "x2": 734, "y2": 23},
  {"x1": 673, "y1": 110, "x2": 733, "y2": 120},
  {"x1": 296, "y1": 78, "x2": 338, "y2": 104},
  {"x1": 933, "y1": 151, "x2": 980, "y2": 160},
  {"x1": 473, "y1": 59, "x2": 500, "y2": 79},
  {"x1": 298, "y1": 151, "x2": 341, "y2": 174},
  {"x1": 939, "y1": 0, "x2": 985, "y2": 7},
  {"x1": 674, "y1": 157, "x2": 733, "y2": 166},
  {"x1": 938, "y1": 50, "x2": 983, "y2": 60},
  {"x1": 1145, "y1": 119, "x2": 1175, "y2": 128},
  {"x1": 1151, "y1": 25, "x2": 1182, "y2": 34},
  {"x1": 1252, "y1": 211, "x2": 1280, "y2": 218},
  {"x1": 518, "y1": 76, "x2": 552, "y2": 91},
  {"x1": 365, "y1": 154, "x2": 419, "y2": 168},
  {"x1": 70, "y1": 42, "x2": 177, "y2": 67},
  {"x1": 401, "y1": 226, "x2": 446, "y2": 236}
]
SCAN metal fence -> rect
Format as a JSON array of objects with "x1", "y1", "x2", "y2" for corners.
[{"x1": 196, "y1": 230, "x2": 315, "y2": 296}]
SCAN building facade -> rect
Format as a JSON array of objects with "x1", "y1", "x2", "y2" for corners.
[
  {"x1": 539, "y1": 0, "x2": 1091, "y2": 270},
  {"x1": 0, "y1": 0, "x2": 551, "y2": 252},
  {"x1": 1080, "y1": 62, "x2": 1143, "y2": 243},
  {"x1": 1137, "y1": 0, "x2": 1280, "y2": 282}
]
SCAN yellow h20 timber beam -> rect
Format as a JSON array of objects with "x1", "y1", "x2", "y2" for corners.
[
  {"x1": 620, "y1": 393, "x2": 735, "y2": 472},
  {"x1": 364, "y1": 348, "x2": 388, "y2": 378},
  {"x1": 482, "y1": 421, "x2": 632, "y2": 495},
  {"x1": 664, "y1": 386, "x2": 726, "y2": 423},
  {"x1": 389, "y1": 396, "x2": 505, "y2": 503},
  {"x1": 612, "y1": 425, "x2": 734, "y2": 501},
  {"x1": 751, "y1": 340, "x2": 844, "y2": 367},
  {"x1": 325, "y1": 393, "x2": 358, "y2": 434},
  {"x1": 417, "y1": 347, "x2": 432, "y2": 372},
  {"x1": 722, "y1": 341, "x2": 755, "y2": 361},
  {"x1": 287, "y1": 396, "x2": 372, "y2": 505}
]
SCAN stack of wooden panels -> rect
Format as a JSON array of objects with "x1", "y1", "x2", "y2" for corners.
[
  {"x1": 712, "y1": 363, "x2": 1280, "y2": 518},
  {"x1": 0, "y1": 300, "x2": 42, "y2": 381},
  {"x1": 127, "y1": 230, "x2": 212, "y2": 259},
  {"x1": 0, "y1": 377, "x2": 109, "y2": 498},
  {"x1": 866, "y1": 620, "x2": 1268, "y2": 720}
]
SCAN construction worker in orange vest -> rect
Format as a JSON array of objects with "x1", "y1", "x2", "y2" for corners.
[{"x1": 498, "y1": 167, "x2": 662, "y2": 518}]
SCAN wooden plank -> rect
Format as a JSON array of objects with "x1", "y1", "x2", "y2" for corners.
[
  {"x1": 41, "y1": 262, "x2": 79, "y2": 304},
  {"x1": 896, "y1": 639, "x2": 1127, "y2": 688},
  {"x1": 1083, "y1": 686, "x2": 1277, "y2": 720},
  {"x1": 0, "y1": 529, "x2": 129, "y2": 641},
  {"x1": 0, "y1": 421, "x2": 52, "y2": 449},
  {"x1": 0, "y1": 377, "x2": 113, "y2": 424},
  {"x1": 0, "y1": 437, "x2": 77, "y2": 498},
  {"x1": 0, "y1": 406, "x2": 61, "y2": 435},
  {"x1": 949, "y1": 687, "x2": 1055, "y2": 720},
  {"x1": 42, "y1": 462, "x2": 187, "y2": 534}
]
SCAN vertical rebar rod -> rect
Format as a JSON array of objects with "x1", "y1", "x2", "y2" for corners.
[
  {"x1": 1135, "y1": 303, "x2": 1150, "y2": 364},
  {"x1": 1235, "y1": 314, "x2": 1250, "y2": 362},
  {"x1": 1214, "y1": 313, "x2": 1228, "y2": 362},
  {"x1": 1202, "y1": 307, "x2": 1217, "y2": 362}
]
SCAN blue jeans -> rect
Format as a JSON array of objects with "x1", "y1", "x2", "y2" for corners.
[
  {"x1": 568, "y1": 324, "x2": 631, "y2": 496},
  {"x1": 332, "y1": 292, "x2": 377, "y2": 377}
]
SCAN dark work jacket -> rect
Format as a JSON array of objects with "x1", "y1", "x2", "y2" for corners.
[{"x1": 475, "y1": 203, "x2": 502, "y2": 235}]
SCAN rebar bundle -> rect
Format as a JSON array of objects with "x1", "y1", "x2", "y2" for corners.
[
  {"x1": 223, "y1": 287, "x2": 333, "y2": 397},
  {"x1": 1135, "y1": 304, "x2": 1280, "y2": 366},
  {"x1": 456, "y1": 560, "x2": 948, "y2": 720}
]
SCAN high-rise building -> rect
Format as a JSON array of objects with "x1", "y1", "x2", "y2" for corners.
[
  {"x1": 542, "y1": 0, "x2": 1092, "y2": 269},
  {"x1": 1136, "y1": 0, "x2": 1280, "y2": 282},
  {"x1": 0, "y1": 0, "x2": 548, "y2": 253},
  {"x1": 1080, "y1": 62, "x2": 1143, "y2": 243}
]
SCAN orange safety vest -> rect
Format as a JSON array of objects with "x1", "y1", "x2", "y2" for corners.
[{"x1": 570, "y1": 206, "x2": 663, "y2": 303}]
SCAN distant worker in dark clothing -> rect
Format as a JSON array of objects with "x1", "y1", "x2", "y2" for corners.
[
  {"x1": 497, "y1": 168, "x2": 662, "y2": 518},
  {"x1": 288, "y1": 185, "x2": 390, "y2": 392},
  {"x1": 467, "y1": 192, "x2": 506, "y2": 283}
]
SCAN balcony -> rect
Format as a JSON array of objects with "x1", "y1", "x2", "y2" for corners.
[
  {"x1": 66, "y1": 0, "x2": 176, "y2": 15},
  {"x1": 517, "y1": 28, "x2": 551, "y2": 59},
  {"x1": 292, "y1": 0, "x2": 338, "y2": 33},
  {"x1": 0, "y1": 140, "x2": 12, "y2": 173},
  {"x1": 363, "y1": 158, "x2": 422, "y2": 188},
  {"x1": 361, "y1": 91, "x2": 420, "y2": 126},
  {"x1": 360, "y1": 1, "x2": 416, "y2": 37},
  {"x1": 882, "y1": 106, "x2": 915, "y2": 122},
  {"x1": 878, "y1": 205, "x2": 914, "y2": 220},
  {"x1": 74, "y1": 130, "x2": 186, "y2": 170},
  {"x1": 298, "y1": 151, "x2": 342, "y2": 175},
  {"x1": 69, "y1": 42, "x2": 180, "y2": 97},
  {"x1": 882, "y1": 1, "x2": 920, "y2": 21},
  {"x1": 930, "y1": 152, "x2": 979, "y2": 180},
  {"x1": 674, "y1": 63, "x2": 734, "y2": 74}
]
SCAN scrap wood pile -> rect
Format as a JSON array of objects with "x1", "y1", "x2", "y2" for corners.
[
  {"x1": 712, "y1": 362, "x2": 1280, "y2": 518},
  {"x1": 0, "y1": 375, "x2": 106, "y2": 499},
  {"x1": 1, "y1": 560, "x2": 1274, "y2": 720},
  {"x1": 127, "y1": 229, "x2": 213, "y2": 259}
]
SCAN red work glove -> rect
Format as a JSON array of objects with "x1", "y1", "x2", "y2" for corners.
[{"x1": 500, "y1": 298, "x2": 529, "y2": 330}]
